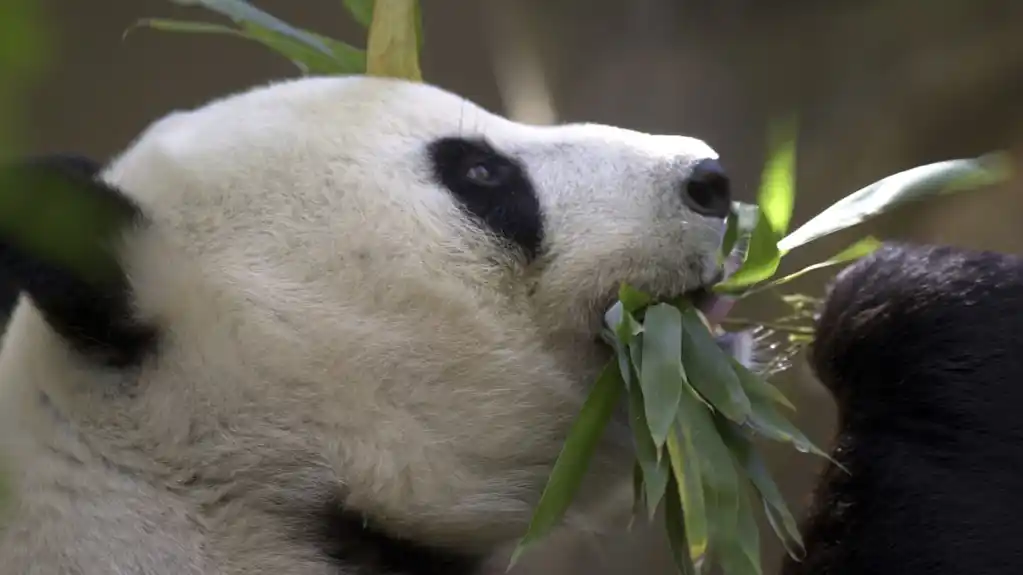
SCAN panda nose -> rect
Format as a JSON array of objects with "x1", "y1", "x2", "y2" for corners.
[{"x1": 682, "y1": 158, "x2": 731, "y2": 219}]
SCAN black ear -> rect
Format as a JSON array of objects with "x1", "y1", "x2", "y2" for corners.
[{"x1": 0, "y1": 154, "x2": 157, "y2": 367}]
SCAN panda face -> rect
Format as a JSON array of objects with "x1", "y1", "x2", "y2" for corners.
[
  {"x1": 111, "y1": 76, "x2": 730, "y2": 343},
  {"x1": 0, "y1": 75, "x2": 732, "y2": 560}
]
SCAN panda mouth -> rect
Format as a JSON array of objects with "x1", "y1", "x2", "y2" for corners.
[{"x1": 687, "y1": 287, "x2": 735, "y2": 327}]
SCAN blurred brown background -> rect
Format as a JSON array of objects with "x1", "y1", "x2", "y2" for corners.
[{"x1": 13, "y1": 0, "x2": 1023, "y2": 573}]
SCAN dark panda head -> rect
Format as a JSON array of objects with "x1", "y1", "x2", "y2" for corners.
[
  {"x1": 783, "y1": 242, "x2": 1023, "y2": 575},
  {"x1": 811, "y1": 242, "x2": 1023, "y2": 433}
]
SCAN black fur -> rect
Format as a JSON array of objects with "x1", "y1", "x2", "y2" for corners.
[
  {"x1": 0, "y1": 154, "x2": 157, "y2": 367},
  {"x1": 317, "y1": 502, "x2": 482, "y2": 575},
  {"x1": 427, "y1": 137, "x2": 544, "y2": 261},
  {"x1": 783, "y1": 243, "x2": 1023, "y2": 575}
]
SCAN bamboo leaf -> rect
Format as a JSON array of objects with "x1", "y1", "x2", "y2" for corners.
[
  {"x1": 717, "y1": 419, "x2": 806, "y2": 560},
  {"x1": 168, "y1": 0, "x2": 333, "y2": 55},
  {"x1": 715, "y1": 210, "x2": 781, "y2": 291},
  {"x1": 665, "y1": 474, "x2": 698, "y2": 575},
  {"x1": 509, "y1": 360, "x2": 625, "y2": 568},
  {"x1": 733, "y1": 361, "x2": 832, "y2": 463},
  {"x1": 630, "y1": 461, "x2": 645, "y2": 530},
  {"x1": 679, "y1": 308, "x2": 751, "y2": 423},
  {"x1": 129, "y1": 18, "x2": 365, "y2": 75},
  {"x1": 715, "y1": 483, "x2": 764, "y2": 575},
  {"x1": 779, "y1": 153, "x2": 1011, "y2": 253},
  {"x1": 619, "y1": 283, "x2": 653, "y2": 313},
  {"x1": 628, "y1": 375, "x2": 671, "y2": 519},
  {"x1": 752, "y1": 236, "x2": 882, "y2": 294},
  {"x1": 0, "y1": 159, "x2": 138, "y2": 287},
  {"x1": 639, "y1": 303, "x2": 685, "y2": 448},
  {"x1": 342, "y1": 0, "x2": 375, "y2": 27},
  {"x1": 721, "y1": 202, "x2": 760, "y2": 278},
  {"x1": 675, "y1": 382, "x2": 743, "y2": 570},
  {"x1": 729, "y1": 357, "x2": 795, "y2": 412},
  {"x1": 666, "y1": 424, "x2": 707, "y2": 563},
  {"x1": 759, "y1": 115, "x2": 798, "y2": 236}
]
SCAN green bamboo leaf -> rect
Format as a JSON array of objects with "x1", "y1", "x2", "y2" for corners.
[
  {"x1": 753, "y1": 236, "x2": 882, "y2": 294},
  {"x1": 715, "y1": 484, "x2": 764, "y2": 575},
  {"x1": 759, "y1": 115, "x2": 798, "y2": 236},
  {"x1": 665, "y1": 474, "x2": 698, "y2": 575},
  {"x1": 734, "y1": 362, "x2": 831, "y2": 463},
  {"x1": 639, "y1": 304, "x2": 685, "y2": 448},
  {"x1": 714, "y1": 210, "x2": 781, "y2": 291},
  {"x1": 342, "y1": 0, "x2": 375, "y2": 27},
  {"x1": 627, "y1": 376, "x2": 671, "y2": 519},
  {"x1": 237, "y1": 22, "x2": 365, "y2": 74},
  {"x1": 304, "y1": 30, "x2": 368, "y2": 72},
  {"x1": 721, "y1": 202, "x2": 759, "y2": 277},
  {"x1": 728, "y1": 357, "x2": 795, "y2": 412},
  {"x1": 666, "y1": 424, "x2": 707, "y2": 563},
  {"x1": 630, "y1": 461, "x2": 645, "y2": 530},
  {"x1": 718, "y1": 419, "x2": 805, "y2": 560},
  {"x1": 127, "y1": 18, "x2": 239, "y2": 37},
  {"x1": 604, "y1": 301, "x2": 643, "y2": 346},
  {"x1": 679, "y1": 308, "x2": 751, "y2": 422},
  {"x1": 612, "y1": 339, "x2": 634, "y2": 390},
  {"x1": 168, "y1": 0, "x2": 333, "y2": 55},
  {"x1": 619, "y1": 283, "x2": 653, "y2": 313},
  {"x1": 779, "y1": 153, "x2": 1011, "y2": 254},
  {"x1": 714, "y1": 115, "x2": 797, "y2": 291},
  {"x1": 675, "y1": 382, "x2": 742, "y2": 569},
  {"x1": 129, "y1": 18, "x2": 365, "y2": 75},
  {"x1": 0, "y1": 160, "x2": 138, "y2": 287},
  {"x1": 509, "y1": 361, "x2": 625, "y2": 568}
]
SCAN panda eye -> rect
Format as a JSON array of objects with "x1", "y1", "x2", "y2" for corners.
[
  {"x1": 463, "y1": 161, "x2": 510, "y2": 187},
  {"x1": 465, "y1": 163, "x2": 495, "y2": 185}
]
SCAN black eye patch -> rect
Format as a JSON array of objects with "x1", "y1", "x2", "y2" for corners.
[{"x1": 427, "y1": 137, "x2": 543, "y2": 261}]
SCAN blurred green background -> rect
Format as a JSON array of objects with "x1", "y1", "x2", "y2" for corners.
[{"x1": 4, "y1": 1, "x2": 1023, "y2": 574}]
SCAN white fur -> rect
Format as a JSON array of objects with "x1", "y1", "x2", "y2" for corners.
[{"x1": 0, "y1": 76, "x2": 729, "y2": 574}]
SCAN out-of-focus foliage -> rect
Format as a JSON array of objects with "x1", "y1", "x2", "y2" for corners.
[
  {"x1": 131, "y1": 0, "x2": 424, "y2": 81},
  {"x1": 0, "y1": 0, "x2": 51, "y2": 511},
  {"x1": 0, "y1": 0, "x2": 50, "y2": 159}
]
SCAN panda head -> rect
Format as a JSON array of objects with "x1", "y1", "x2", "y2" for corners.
[
  {"x1": 811, "y1": 242, "x2": 1023, "y2": 429},
  {"x1": 0, "y1": 76, "x2": 732, "y2": 556}
]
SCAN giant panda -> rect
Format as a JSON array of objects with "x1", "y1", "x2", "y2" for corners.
[
  {"x1": 781, "y1": 242, "x2": 1023, "y2": 575},
  {"x1": 0, "y1": 75, "x2": 742, "y2": 574}
]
